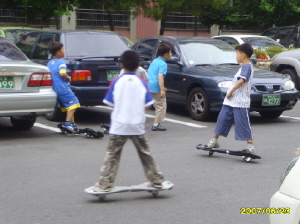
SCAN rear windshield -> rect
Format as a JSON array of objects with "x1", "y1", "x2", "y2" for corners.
[
  {"x1": 241, "y1": 37, "x2": 283, "y2": 48},
  {"x1": 4, "y1": 29, "x2": 36, "y2": 44},
  {"x1": 0, "y1": 39, "x2": 27, "y2": 61},
  {"x1": 65, "y1": 34, "x2": 129, "y2": 58}
]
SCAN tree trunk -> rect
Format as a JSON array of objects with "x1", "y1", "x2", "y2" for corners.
[
  {"x1": 159, "y1": 14, "x2": 166, "y2": 35},
  {"x1": 55, "y1": 15, "x2": 60, "y2": 30},
  {"x1": 194, "y1": 16, "x2": 198, "y2": 36},
  {"x1": 107, "y1": 11, "x2": 115, "y2": 31}
]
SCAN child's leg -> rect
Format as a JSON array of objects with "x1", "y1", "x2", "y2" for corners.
[
  {"x1": 96, "y1": 135, "x2": 127, "y2": 189},
  {"x1": 66, "y1": 108, "x2": 76, "y2": 123},
  {"x1": 131, "y1": 135, "x2": 164, "y2": 187},
  {"x1": 152, "y1": 92, "x2": 166, "y2": 125}
]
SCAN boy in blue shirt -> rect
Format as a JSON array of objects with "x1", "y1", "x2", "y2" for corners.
[
  {"x1": 47, "y1": 42, "x2": 80, "y2": 132},
  {"x1": 90, "y1": 50, "x2": 164, "y2": 192},
  {"x1": 148, "y1": 43, "x2": 172, "y2": 131}
]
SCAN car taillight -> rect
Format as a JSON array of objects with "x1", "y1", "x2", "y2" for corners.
[
  {"x1": 71, "y1": 70, "x2": 92, "y2": 81},
  {"x1": 28, "y1": 73, "x2": 52, "y2": 87}
]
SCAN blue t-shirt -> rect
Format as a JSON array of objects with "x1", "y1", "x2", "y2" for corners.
[
  {"x1": 47, "y1": 59, "x2": 70, "y2": 95},
  {"x1": 147, "y1": 57, "x2": 167, "y2": 93},
  {"x1": 103, "y1": 73, "x2": 154, "y2": 135}
]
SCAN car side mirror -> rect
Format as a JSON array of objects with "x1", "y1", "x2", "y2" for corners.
[
  {"x1": 250, "y1": 58, "x2": 257, "y2": 65},
  {"x1": 167, "y1": 56, "x2": 181, "y2": 65}
]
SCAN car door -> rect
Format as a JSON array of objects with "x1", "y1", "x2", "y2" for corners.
[
  {"x1": 30, "y1": 33, "x2": 56, "y2": 65},
  {"x1": 16, "y1": 32, "x2": 39, "y2": 58}
]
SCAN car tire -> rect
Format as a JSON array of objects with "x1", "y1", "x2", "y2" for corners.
[
  {"x1": 45, "y1": 103, "x2": 65, "y2": 121},
  {"x1": 10, "y1": 114, "x2": 36, "y2": 130},
  {"x1": 259, "y1": 111, "x2": 283, "y2": 119},
  {"x1": 187, "y1": 87, "x2": 210, "y2": 121},
  {"x1": 280, "y1": 68, "x2": 299, "y2": 90}
]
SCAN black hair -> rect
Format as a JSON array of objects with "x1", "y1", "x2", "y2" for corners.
[
  {"x1": 120, "y1": 50, "x2": 140, "y2": 72},
  {"x1": 48, "y1": 42, "x2": 63, "y2": 56},
  {"x1": 235, "y1": 43, "x2": 253, "y2": 58},
  {"x1": 157, "y1": 43, "x2": 171, "y2": 56}
]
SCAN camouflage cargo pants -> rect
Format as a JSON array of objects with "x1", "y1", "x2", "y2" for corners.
[{"x1": 97, "y1": 134, "x2": 164, "y2": 188}]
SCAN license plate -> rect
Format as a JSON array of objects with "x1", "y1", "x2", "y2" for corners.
[
  {"x1": 106, "y1": 70, "x2": 120, "y2": 81},
  {"x1": 262, "y1": 94, "x2": 281, "y2": 106},
  {"x1": 0, "y1": 77, "x2": 14, "y2": 89}
]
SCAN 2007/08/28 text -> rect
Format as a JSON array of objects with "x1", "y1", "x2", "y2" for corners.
[{"x1": 240, "y1": 207, "x2": 290, "y2": 214}]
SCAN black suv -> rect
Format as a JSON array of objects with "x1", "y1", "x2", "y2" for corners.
[
  {"x1": 16, "y1": 30, "x2": 132, "y2": 120},
  {"x1": 261, "y1": 25, "x2": 300, "y2": 48}
]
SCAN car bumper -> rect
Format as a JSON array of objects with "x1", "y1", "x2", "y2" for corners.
[
  {"x1": 270, "y1": 191, "x2": 300, "y2": 224},
  {"x1": 0, "y1": 88, "x2": 57, "y2": 117},
  {"x1": 250, "y1": 91, "x2": 298, "y2": 112},
  {"x1": 71, "y1": 86, "x2": 108, "y2": 106}
]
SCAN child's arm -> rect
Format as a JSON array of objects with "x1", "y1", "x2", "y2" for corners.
[
  {"x1": 226, "y1": 78, "x2": 245, "y2": 99},
  {"x1": 158, "y1": 73, "x2": 167, "y2": 98},
  {"x1": 59, "y1": 70, "x2": 71, "y2": 81}
]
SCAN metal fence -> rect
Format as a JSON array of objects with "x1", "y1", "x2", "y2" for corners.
[
  {"x1": 76, "y1": 8, "x2": 130, "y2": 29},
  {"x1": 165, "y1": 12, "x2": 209, "y2": 31},
  {"x1": 0, "y1": 7, "x2": 58, "y2": 27}
]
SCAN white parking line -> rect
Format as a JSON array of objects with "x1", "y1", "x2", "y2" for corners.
[
  {"x1": 95, "y1": 105, "x2": 207, "y2": 128},
  {"x1": 34, "y1": 123, "x2": 61, "y2": 132},
  {"x1": 280, "y1": 115, "x2": 300, "y2": 121}
]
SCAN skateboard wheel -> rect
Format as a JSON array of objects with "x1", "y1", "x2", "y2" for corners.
[
  {"x1": 209, "y1": 151, "x2": 214, "y2": 156},
  {"x1": 98, "y1": 195, "x2": 106, "y2": 201},
  {"x1": 151, "y1": 191, "x2": 159, "y2": 198},
  {"x1": 243, "y1": 156, "x2": 252, "y2": 162}
]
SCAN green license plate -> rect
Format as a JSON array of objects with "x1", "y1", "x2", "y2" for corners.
[
  {"x1": 0, "y1": 77, "x2": 14, "y2": 89},
  {"x1": 106, "y1": 70, "x2": 120, "y2": 81},
  {"x1": 262, "y1": 94, "x2": 281, "y2": 106}
]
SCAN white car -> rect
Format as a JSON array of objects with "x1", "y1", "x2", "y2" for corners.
[
  {"x1": 269, "y1": 155, "x2": 300, "y2": 224},
  {"x1": 212, "y1": 35, "x2": 284, "y2": 49},
  {"x1": 0, "y1": 36, "x2": 57, "y2": 130}
]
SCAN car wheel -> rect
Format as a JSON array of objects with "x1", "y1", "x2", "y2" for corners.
[
  {"x1": 259, "y1": 111, "x2": 283, "y2": 118},
  {"x1": 187, "y1": 87, "x2": 210, "y2": 121},
  {"x1": 280, "y1": 68, "x2": 299, "y2": 90},
  {"x1": 10, "y1": 114, "x2": 36, "y2": 130},
  {"x1": 45, "y1": 102, "x2": 64, "y2": 121}
]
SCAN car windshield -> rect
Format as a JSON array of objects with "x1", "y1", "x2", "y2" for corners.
[
  {"x1": 179, "y1": 41, "x2": 237, "y2": 65},
  {"x1": 0, "y1": 39, "x2": 27, "y2": 61},
  {"x1": 65, "y1": 34, "x2": 129, "y2": 58},
  {"x1": 241, "y1": 37, "x2": 283, "y2": 48},
  {"x1": 4, "y1": 29, "x2": 36, "y2": 44}
]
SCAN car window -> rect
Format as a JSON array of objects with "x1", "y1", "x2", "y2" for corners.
[
  {"x1": 180, "y1": 41, "x2": 236, "y2": 65},
  {"x1": 215, "y1": 37, "x2": 239, "y2": 45},
  {"x1": 242, "y1": 37, "x2": 283, "y2": 48},
  {"x1": 279, "y1": 28, "x2": 295, "y2": 42},
  {"x1": 4, "y1": 29, "x2": 36, "y2": 44},
  {"x1": 261, "y1": 28, "x2": 278, "y2": 40},
  {"x1": 135, "y1": 39, "x2": 158, "y2": 59},
  {"x1": 0, "y1": 39, "x2": 27, "y2": 61},
  {"x1": 65, "y1": 34, "x2": 129, "y2": 58},
  {"x1": 16, "y1": 33, "x2": 38, "y2": 57},
  {"x1": 32, "y1": 34, "x2": 55, "y2": 60}
]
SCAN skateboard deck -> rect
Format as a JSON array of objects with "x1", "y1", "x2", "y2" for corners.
[
  {"x1": 196, "y1": 144, "x2": 261, "y2": 162},
  {"x1": 57, "y1": 123, "x2": 104, "y2": 139},
  {"x1": 84, "y1": 181, "x2": 174, "y2": 200}
]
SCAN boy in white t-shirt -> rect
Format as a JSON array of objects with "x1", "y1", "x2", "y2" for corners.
[
  {"x1": 205, "y1": 43, "x2": 255, "y2": 153},
  {"x1": 90, "y1": 50, "x2": 164, "y2": 192}
]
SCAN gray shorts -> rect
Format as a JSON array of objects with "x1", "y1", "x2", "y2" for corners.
[{"x1": 214, "y1": 105, "x2": 253, "y2": 140}]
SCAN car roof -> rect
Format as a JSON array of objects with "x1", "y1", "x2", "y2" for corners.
[
  {"x1": 141, "y1": 35, "x2": 221, "y2": 42},
  {"x1": 25, "y1": 30, "x2": 121, "y2": 36},
  {"x1": 0, "y1": 26, "x2": 37, "y2": 30},
  {"x1": 213, "y1": 35, "x2": 268, "y2": 38}
]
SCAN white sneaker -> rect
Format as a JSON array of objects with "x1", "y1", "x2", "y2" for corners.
[
  {"x1": 205, "y1": 139, "x2": 220, "y2": 149},
  {"x1": 242, "y1": 147, "x2": 255, "y2": 154}
]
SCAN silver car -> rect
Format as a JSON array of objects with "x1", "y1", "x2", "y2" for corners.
[{"x1": 0, "y1": 36, "x2": 56, "y2": 130}]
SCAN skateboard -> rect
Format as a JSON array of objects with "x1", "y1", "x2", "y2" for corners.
[
  {"x1": 100, "y1": 123, "x2": 110, "y2": 134},
  {"x1": 84, "y1": 181, "x2": 174, "y2": 200},
  {"x1": 57, "y1": 123, "x2": 104, "y2": 139},
  {"x1": 196, "y1": 144, "x2": 261, "y2": 162}
]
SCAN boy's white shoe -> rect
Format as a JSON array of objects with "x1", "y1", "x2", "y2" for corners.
[
  {"x1": 205, "y1": 139, "x2": 220, "y2": 149},
  {"x1": 242, "y1": 147, "x2": 255, "y2": 154}
]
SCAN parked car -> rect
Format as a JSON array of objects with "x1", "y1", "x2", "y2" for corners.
[
  {"x1": 212, "y1": 35, "x2": 284, "y2": 49},
  {"x1": 16, "y1": 30, "x2": 132, "y2": 120},
  {"x1": 0, "y1": 27, "x2": 37, "y2": 44},
  {"x1": 0, "y1": 36, "x2": 56, "y2": 130},
  {"x1": 132, "y1": 36, "x2": 298, "y2": 121},
  {"x1": 270, "y1": 154, "x2": 300, "y2": 224},
  {"x1": 261, "y1": 25, "x2": 300, "y2": 48},
  {"x1": 270, "y1": 48, "x2": 300, "y2": 91}
]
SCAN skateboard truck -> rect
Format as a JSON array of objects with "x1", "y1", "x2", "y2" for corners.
[{"x1": 196, "y1": 144, "x2": 261, "y2": 162}]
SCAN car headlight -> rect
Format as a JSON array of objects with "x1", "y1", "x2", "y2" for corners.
[
  {"x1": 218, "y1": 81, "x2": 232, "y2": 88},
  {"x1": 280, "y1": 155, "x2": 299, "y2": 186},
  {"x1": 284, "y1": 80, "x2": 295, "y2": 90}
]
